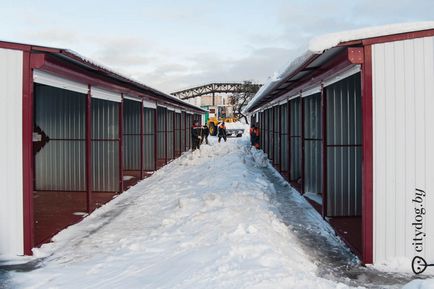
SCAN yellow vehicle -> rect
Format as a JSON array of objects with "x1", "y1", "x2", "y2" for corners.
[{"x1": 207, "y1": 105, "x2": 243, "y2": 137}]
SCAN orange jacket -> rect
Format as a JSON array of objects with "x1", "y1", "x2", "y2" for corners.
[{"x1": 250, "y1": 127, "x2": 260, "y2": 136}]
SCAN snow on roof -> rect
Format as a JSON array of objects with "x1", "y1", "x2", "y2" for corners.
[
  {"x1": 63, "y1": 49, "x2": 206, "y2": 112},
  {"x1": 0, "y1": 39, "x2": 205, "y2": 112},
  {"x1": 245, "y1": 21, "x2": 434, "y2": 113}
]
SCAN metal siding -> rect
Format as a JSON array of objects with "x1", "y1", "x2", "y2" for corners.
[
  {"x1": 372, "y1": 36, "x2": 434, "y2": 263},
  {"x1": 325, "y1": 73, "x2": 362, "y2": 217},
  {"x1": 0, "y1": 48, "x2": 23, "y2": 256},
  {"x1": 123, "y1": 99, "x2": 141, "y2": 170},
  {"x1": 143, "y1": 108, "x2": 155, "y2": 170},
  {"x1": 265, "y1": 109, "x2": 269, "y2": 154},
  {"x1": 290, "y1": 98, "x2": 302, "y2": 180},
  {"x1": 157, "y1": 106, "x2": 167, "y2": 159},
  {"x1": 34, "y1": 85, "x2": 86, "y2": 191},
  {"x1": 91, "y1": 98, "x2": 119, "y2": 192},
  {"x1": 186, "y1": 114, "x2": 192, "y2": 149},
  {"x1": 167, "y1": 110, "x2": 174, "y2": 160},
  {"x1": 175, "y1": 113, "x2": 181, "y2": 155},
  {"x1": 273, "y1": 106, "x2": 280, "y2": 165},
  {"x1": 304, "y1": 93, "x2": 322, "y2": 195},
  {"x1": 281, "y1": 103, "x2": 289, "y2": 172},
  {"x1": 181, "y1": 112, "x2": 186, "y2": 151},
  {"x1": 268, "y1": 108, "x2": 274, "y2": 161},
  {"x1": 259, "y1": 112, "x2": 264, "y2": 149}
]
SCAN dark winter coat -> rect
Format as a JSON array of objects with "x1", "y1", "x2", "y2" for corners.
[
  {"x1": 218, "y1": 124, "x2": 227, "y2": 137},
  {"x1": 191, "y1": 126, "x2": 200, "y2": 139},
  {"x1": 202, "y1": 126, "x2": 210, "y2": 136}
]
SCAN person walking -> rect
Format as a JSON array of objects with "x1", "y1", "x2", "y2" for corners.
[
  {"x1": 249, "y1": 123, "x2": 260, "y2": 148},
  {"x1": 191, "y1": 121, "x2": 201, "y2": 150},
  {"x1": 218, "y1": 122, "x2": 227, "y2": 143},
  {"x1": 202, "y1": 124, "x2": 209, "y2": 144}
]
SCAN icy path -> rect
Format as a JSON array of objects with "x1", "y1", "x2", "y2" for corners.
[{"x1": 0, "y1": 136, "x2": 427, "y2": 288}]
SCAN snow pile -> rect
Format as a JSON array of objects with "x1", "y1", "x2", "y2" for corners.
[
  {"x1": 403, "y1": 279, "x2": 434, "y2": 289},
  {"x1": 244, "y1": 21, "x2": 434, "y2": 113},
  {"x1": 8, "y1": 137, "x2": 358, "y2": 289}
]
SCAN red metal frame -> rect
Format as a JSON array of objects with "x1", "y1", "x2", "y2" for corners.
[
  {"x1": 173, "y1": 111, "x2": 176, "y2": 159},
  {"x1": 300, "y1": 97, "x2": 305, "y2": 194},
  {"x1": 28, "y1": 53, "x2": 205, "y2": 114},
  {"x1": 321, "y1": 84, "x2": 327, "y2": 218},
  {"x1": 287, "y1": 100, "x2": 291, "y2": 181},
  {"x1": 86, "y1": 85, "x2": 92, "y2": 213},
  {"x1": 270, "y1": 107, "x2": 274, "y2": 163},
  {"x1": 154, "y1": 102, "x2": 158, "y2": 170},
  {"x1": 22, "y1": 51, "x2": 34, "y2": 255},
  {"x1": 140, "y1": 100, "x2": 144, "y2": 179},
  {"x1": 278, "y1": 106, "x2": 282, "y2": 171},
  {"x1": 119, "y1": 96, "x2": 124, "y2": 192},
  {"x1": 164, "y1": 108, "x2": 168, "y2": 164},
  {"x1": 15, "y1": 45, "x2": 206, "y2": 255},
  {"x1": 361, "y1": 45, "x2": 373, "y2": 264},
  {"x1": 278, "y1": 106, "x2": 282, "y2": 172},
  {"x1": 361, "y1": 29, "x2": 434, "y2": 46}
]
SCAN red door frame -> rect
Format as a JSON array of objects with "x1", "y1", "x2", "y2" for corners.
[
  {"x1": 300, "y1": 97, "x2": 305, "y2": 194},
  {"x1": 154, "y1": 102, "x2": 158, "y2": 170},
  {"x1": 119, "y1": 96, "x2": 124, "y2": 192},
  {"x1": 140, "y1": 99, "x2": 144, "y2": 179},
  {"x1": 287, "y1": 100, "x2": 291, "y2": 181},
  {"x1": 361, "y1": 45, "x2": 374, "y2": 264},
  {"x1": 86, "y1": 85, "x2": 92, "y2": 213},
  {"x1": 321, "y1": 84, "x2": 328, "y2": 218},
  {"x1": 22, "y1": 51, "x2": 34, "y2": 255},
  {"x1": 278, "y1": 105, "x2": 282, "y2": 172},
  {"x1": 164, "y1": 108, "x2": 168, "y2": 164}
]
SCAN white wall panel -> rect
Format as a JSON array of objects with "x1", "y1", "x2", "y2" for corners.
[
  {"x1": 0, "y1": 48, "x2": 24, "y2": 256},
  {"x1": 143, "y1": 99, "x2": 157, "y2": 109},
  {"x1": 372, "y1": 36, "x2": 434, "y2": 264},
  {"x1": 33, "y1": 70, "x2": 88, "y2": 94},
  {"x1": 91, "y1": 87, "x2": 122, "y2": 102}
]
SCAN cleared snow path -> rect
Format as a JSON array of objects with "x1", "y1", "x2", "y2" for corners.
[
  {"x1": 0, "y1": 136, "x2": 425, "y2": 288},
  {"x1": 259, "y1": 162, "x2": 419, "y2": 289}
]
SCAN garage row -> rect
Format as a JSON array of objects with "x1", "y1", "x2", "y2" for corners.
[
  {"x1": 246, "y1": 25, "x2": 434, "y2": 265},
  {"x1": 252, "y1": 71, "x2": 363, "y2": 254},
  {"x1": 0, "y1": 42, "x2": 204, "y2": 256},
  {"x1": 33, "y1": 80, "x2": 202, "y2": 247}
]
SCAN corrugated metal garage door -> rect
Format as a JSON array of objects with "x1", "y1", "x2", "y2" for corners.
[
  {"x1": 123, "y1": 99, "x2": 141, "y2": 171},
  {"x1": 91, "y1": 98, "x2": 120, "y2": 192},
  {"x1": 303, "y1": 93, "x2": 322, "y2": 196},
  {"x1": 290, "y1": 98, "x2": 302, "y2": 181},
  {"x1": 143, "y1": 107, "x2": 155, "y2": 171},
  {"x1": 326, "y1": 73, "x2": 362, "y2": 217},
  {"x1": 280, "y1": 103, "x2": 289, "y2": 174},
  {"x1": 34, "y1": 84, "x2": 86, "y2": 191}
]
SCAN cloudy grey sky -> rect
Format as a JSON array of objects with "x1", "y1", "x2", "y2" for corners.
[{"x1": 0, "y1": 0, "x2": 433, "y2": 93}]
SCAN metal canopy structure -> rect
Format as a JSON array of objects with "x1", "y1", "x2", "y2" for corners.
[{"x1": 172, "y1": 83, "x2": 262, "y2": 105}]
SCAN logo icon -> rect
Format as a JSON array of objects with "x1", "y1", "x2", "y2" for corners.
[{"x1": 412, "y1": 256, "x2": 434, "y2": 274}]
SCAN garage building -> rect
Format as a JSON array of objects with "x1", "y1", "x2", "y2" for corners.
[
  {"x1": 245, "y1": 22, "x2": 434, "y2": 265},
  {"x1": 0, "y1": 41, "x2": 205, "y2": 257}
]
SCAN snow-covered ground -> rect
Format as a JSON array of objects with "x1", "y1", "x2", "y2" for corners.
[{"x1": 0, "y1": 134, "x2": 432, "y2": 288}]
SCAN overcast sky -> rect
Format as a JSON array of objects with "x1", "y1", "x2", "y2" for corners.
[{"x1": 0, "y1": 0, "x2": 433, "y2": 93}]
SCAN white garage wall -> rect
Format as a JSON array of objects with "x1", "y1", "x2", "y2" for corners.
[
  {"x1": 372, "y1": 36, "x2": 434, "y2": 264},
  {"x1": 0, "y1": 48, "x2": 24, "y2": 256}
]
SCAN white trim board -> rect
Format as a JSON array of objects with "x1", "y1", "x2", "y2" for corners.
[
  {"x1": 91, "y1": 87, "x2": 122, "y2": 102},
  {"x1": 33, "y1": 70, "x2": 88, "y2": 94},
  {"x1": 143, "y1": 99, "x2": 157, "y2": 109}
]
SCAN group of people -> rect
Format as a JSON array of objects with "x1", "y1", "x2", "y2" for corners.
[
  {"x1": 191, "y1": 121, "x2": 228, "y2": 151},
  {"x1": 191, "y1": 121, "x2": 260, "y2": 151}
]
